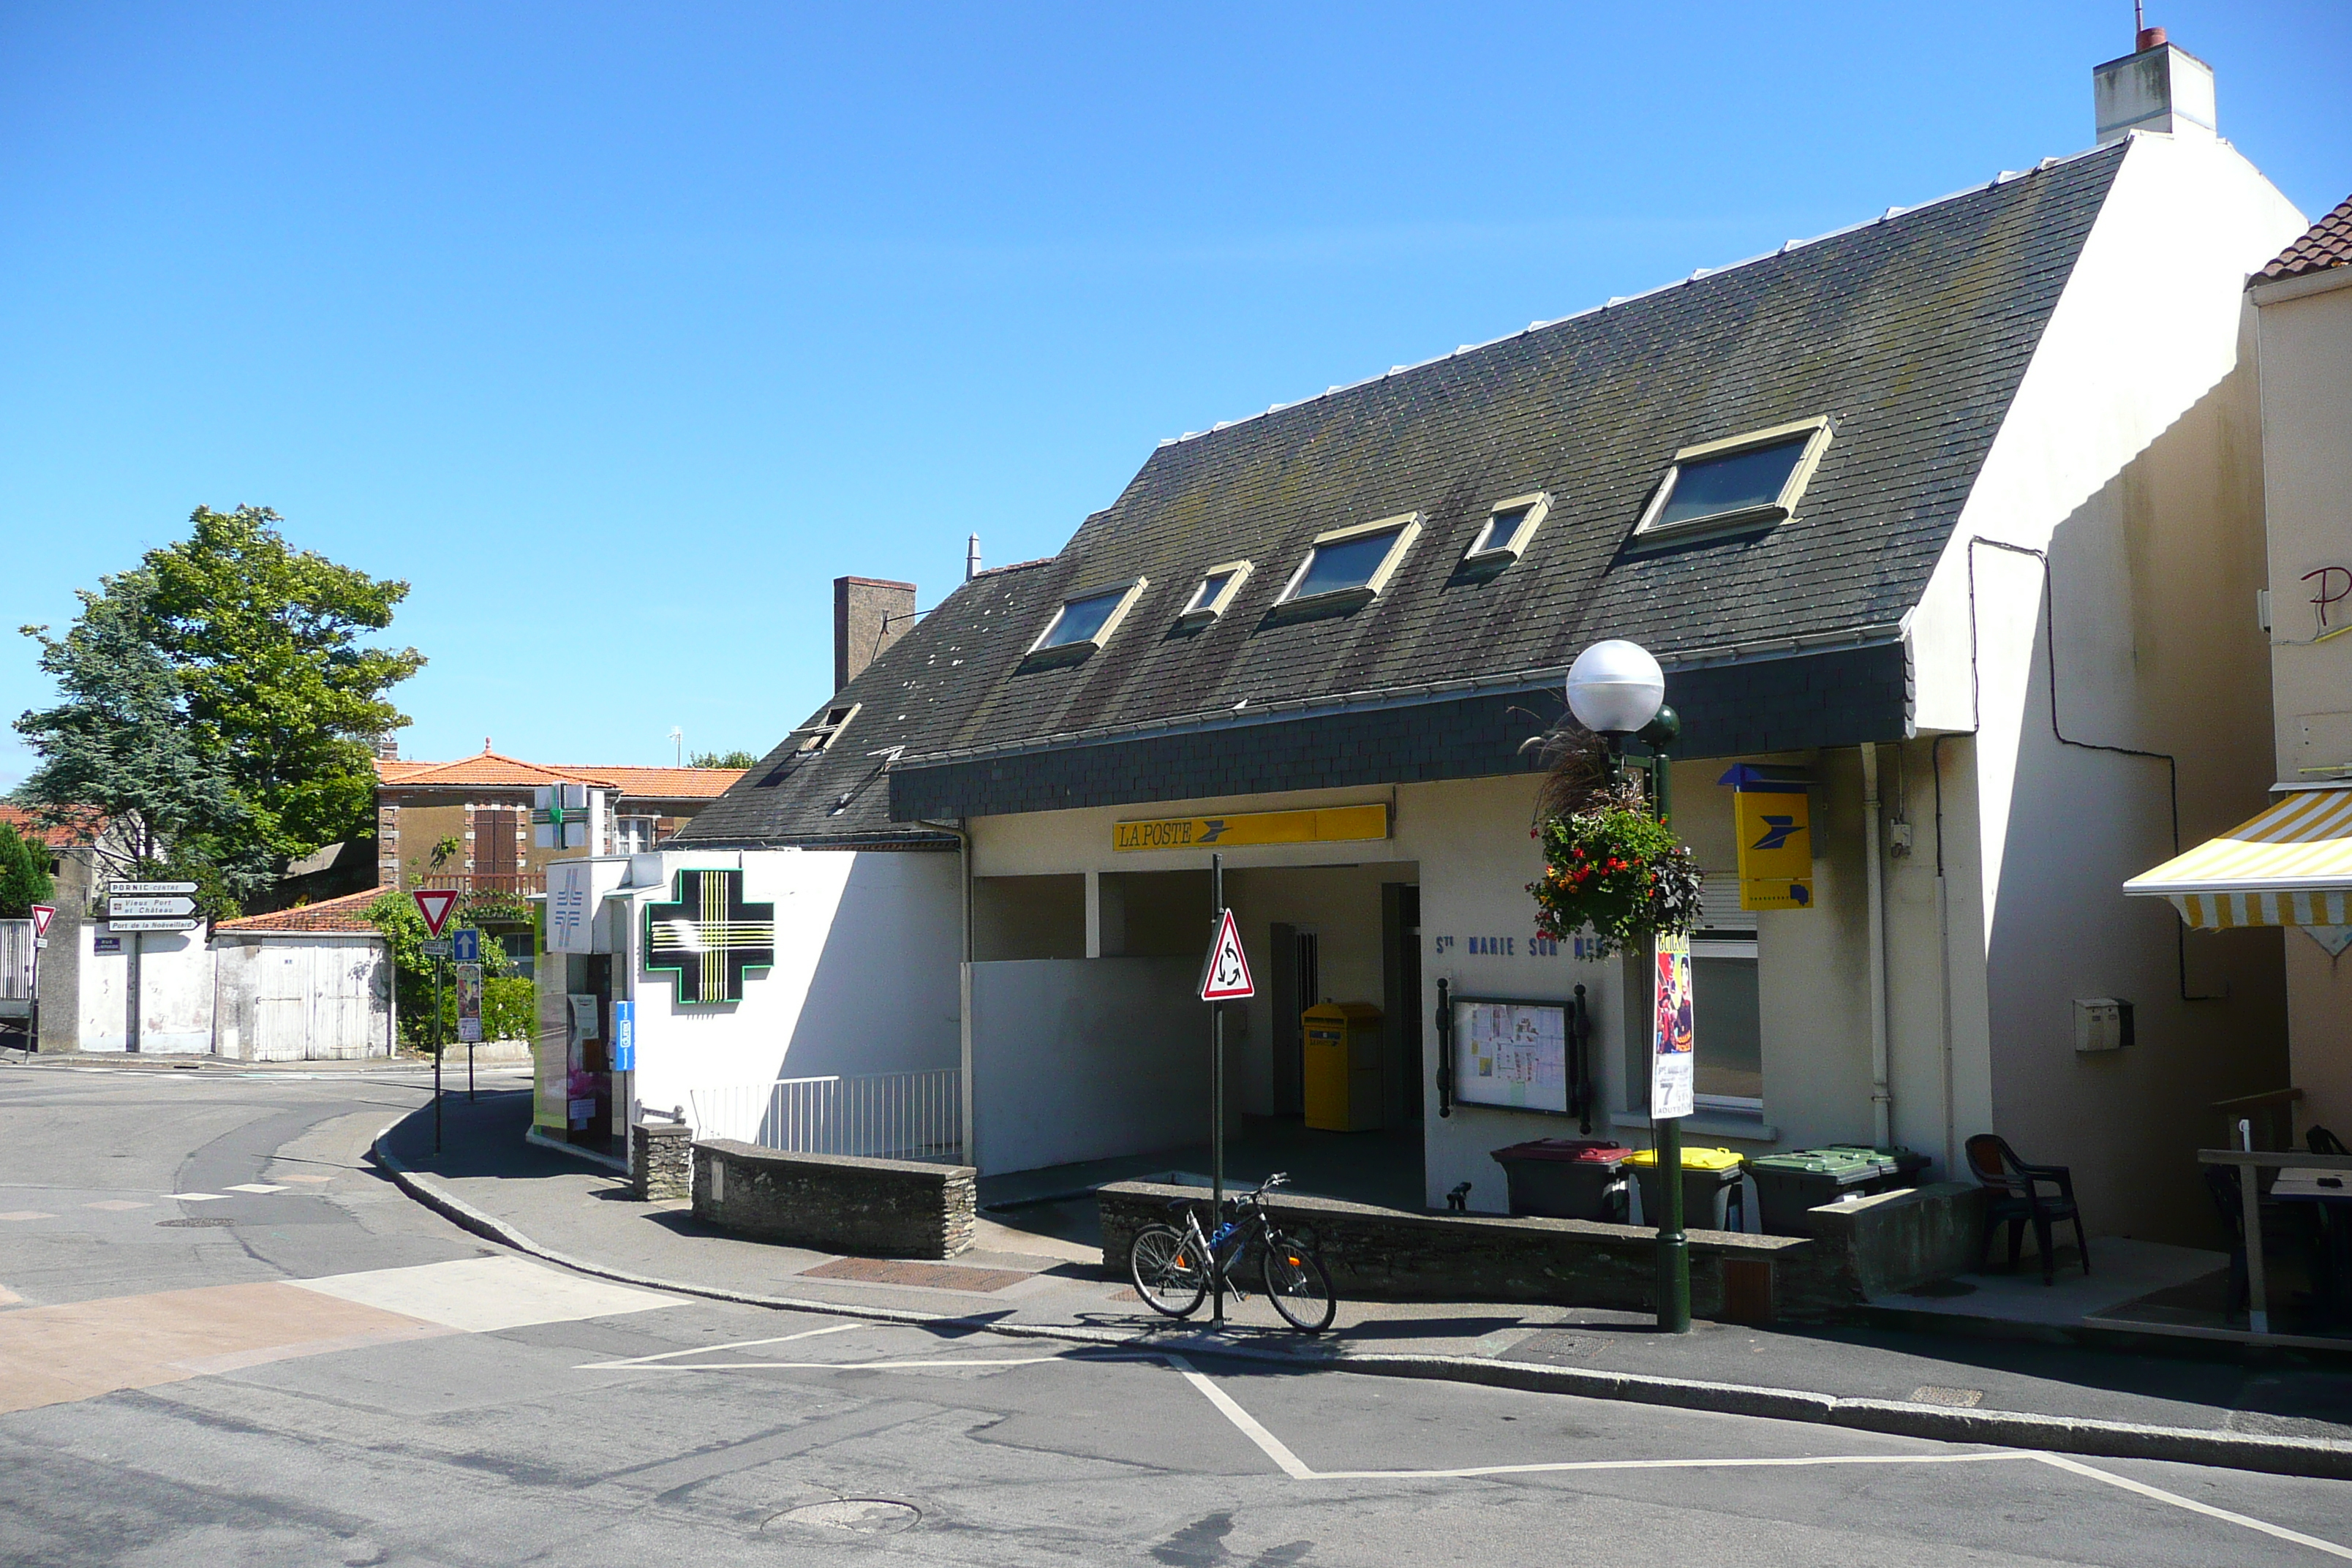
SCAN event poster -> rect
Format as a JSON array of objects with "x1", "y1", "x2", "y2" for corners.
[
  {"x1": 1454, "y1": 1000, "x2": 1569, "y2": 1113},
  {"x1": 1651, "y1": 932, "x2": 1695, "y2": 1119}
]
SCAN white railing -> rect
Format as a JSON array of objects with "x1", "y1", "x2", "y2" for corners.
[{"x1": 687, "y1": 1068, "x2": 962, "y2": 1163}]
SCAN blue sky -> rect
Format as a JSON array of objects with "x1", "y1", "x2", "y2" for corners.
[{"x1": 4, "y1": 3, "x2": 2346, "y2": 784}]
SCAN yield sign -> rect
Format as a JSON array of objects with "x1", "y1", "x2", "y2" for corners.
[
  {"x1": 1198, "y1": 908, "x2": 1255, "y2": 1000},
  {"x1": 412, "y1": 888, "x2": 461, "y2": 937},
  {"x1": 29, "y1": 905, "x2": 55, "y2": 938}
]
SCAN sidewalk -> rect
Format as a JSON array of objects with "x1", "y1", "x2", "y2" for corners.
[{"x1": 374, "y1": 1089, "x2": 2352, "y2": 1475}]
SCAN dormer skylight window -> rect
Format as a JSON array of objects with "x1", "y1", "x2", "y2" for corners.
[
  {"x1": 1275, "y1": 512, "x2": 1422, "y2": 613},
  {"x1": 1176, "y1": 560, "x2": 1253, "y2": 627},
  {"x1": 1632, "y1": 417, "x2": 1832, "y2": 543},
  {"x1": 1024, "y1": 578, "x2": 1147, "y2": 666},
  {"x1": 1461, "y1": 491, "x2": 1552, "y2": 568},
  {"x1": 794, "y1": 702, "x2": 861, "y2": 754}
]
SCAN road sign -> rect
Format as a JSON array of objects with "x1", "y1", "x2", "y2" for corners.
[
  {"x1": 108, "y1": 917, "x2": 199, "y2": 932},
  {"x1": 421, "y1": 939, "x2": 453, "y2": 957},
  {"x1": 451, "y1": 927, "x2": 480, "y2": 965},
  {"x1": 1198, "y1": 908, "x2": 1254, "y2": 1000},
  {"x1": 611, "y1": 1000, "x2": 635, "y2": 1071},
  {"x1": 412, "y1": 888, "x2": 459, "y2": 936},
  {"x1": 108, "y1": 880, "x2": 197, "y2": 895},
  {"x1": 456, "y1": 962, "x2": 483, "y2": 1043},
  {"x1": 108, "y1": 895, "x2": 195, "y2": 919},
  {"x1": 29, "y1": 905, "x2": 54, "y2": 938}
]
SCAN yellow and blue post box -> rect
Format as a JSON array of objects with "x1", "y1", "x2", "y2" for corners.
[
  {"x1": 1303, "y1": 1001, "x2": 1384, "y2": 1131},
  {"x1": 1719, "y1": 764, "x2": 1814, "y2": 911}
]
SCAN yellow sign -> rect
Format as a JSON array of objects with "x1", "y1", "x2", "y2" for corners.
[
  {"x1": 1730, "y1": 782, "x2": 1813, "y2": 911},
  {"x1": 1113, "y1": 802, "x2": 1389, "y2": 853}
]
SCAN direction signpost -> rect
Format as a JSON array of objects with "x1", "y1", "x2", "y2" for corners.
[
  {"x1": 108, "y1": 881, "x2": 200, "y2": 1054},
  {"x1": 1197, "y1": 854, "x2": 1256, "y2": 1329}
]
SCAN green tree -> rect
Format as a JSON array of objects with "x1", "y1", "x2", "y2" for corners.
[
  {"x1": 690, "y1": 749, "x2": 758, "y2": 769},
  {"x1": 15, "y1": 570, "x2": 260, "y2": 899},
  {"x1": 0, "y1": 821, "x2": 55, "y2": 917},
  {"x1": 143, "y1": 506, "x2": 423, "y2": 859},
  {"x1": 363, "y1": 889, "x2": 535, "y2": 1046}
]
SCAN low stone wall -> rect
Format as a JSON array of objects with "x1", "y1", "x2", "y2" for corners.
[
  {"x1": 693, "y1": 1139, "x2": 978, "y2": 1259},
  {"x1": 1098, "y1": 1182, "x2": 1820, "y2": 1319},
  {"x1": 630, "y1": 1119, "x2": 693, "y2": 1201},
  {"x1": 1790, "y1": 1181, "x2": 1987, "y2": 1301}
]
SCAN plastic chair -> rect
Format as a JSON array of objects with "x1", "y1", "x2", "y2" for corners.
[
  {"x1": 1964, "y1": 1134, "x2": 2089, "y2": 1285},
  {"x1": 2309, "y1": 1126, "x2": 2349, "y2": 1158}
]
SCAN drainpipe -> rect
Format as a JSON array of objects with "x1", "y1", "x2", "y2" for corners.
[
  {"x1": 919, "y1": 818, "x2": 975, "y2": 1168},
  {"x1": 1861, "y1": 743, "x2": 1893, "y2": 1148}
]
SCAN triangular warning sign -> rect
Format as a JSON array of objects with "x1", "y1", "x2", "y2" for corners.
[
  {"x1": 1199, "y1": 908, "x2": 1255, "y2": 1000},
  {"x1": 29, "y1": 905, "x2": 55, "y2": 938},
  {"x1": 412, "y1": 888, "x2": 460, "y2": 936}
]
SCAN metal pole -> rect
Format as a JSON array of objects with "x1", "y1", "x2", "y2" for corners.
[
  {"x1": 1210, "y1": 851, "x2": 1225, "y2": 1331},
  {"x1": 432, "y1": 957, "x2": 444, "y2": 1155},
  {"x1": 1645, "y1": 725, "x2": 1690, "y2": 1334}
]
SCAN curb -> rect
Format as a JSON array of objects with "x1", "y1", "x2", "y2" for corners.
[{"x1": 366, "y1": 1114, "x2": 2352, "y2": 1482}]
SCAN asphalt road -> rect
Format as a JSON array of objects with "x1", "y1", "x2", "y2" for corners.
[{"x1": 3, "y1": 1063, "x2": 2350, "y2": 1567}]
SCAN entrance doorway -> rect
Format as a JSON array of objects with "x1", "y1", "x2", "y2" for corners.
[{"x1": 1269, "y1": 924, "x2": 1319, "y2": 1116}]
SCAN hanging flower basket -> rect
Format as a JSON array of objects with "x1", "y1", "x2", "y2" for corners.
[{"x1": 1526, "y1": 768, "x2": 1704, "y2": 960}]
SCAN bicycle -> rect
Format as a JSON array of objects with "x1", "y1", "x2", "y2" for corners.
[{"x1": 1127, "y1": 1172, "x2": 1337, "y2": 1334}]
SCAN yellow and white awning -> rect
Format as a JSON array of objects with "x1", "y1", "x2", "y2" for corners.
[{"x1": 2124, "y1": 788, "x2": 2352, "y2": 929}]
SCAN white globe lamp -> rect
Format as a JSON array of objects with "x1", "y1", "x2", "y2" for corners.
[{"x1": 1565, "y1": 639, "x2": 1665, "y2": 736}]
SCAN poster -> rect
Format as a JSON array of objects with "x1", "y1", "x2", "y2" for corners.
[
  {"x1": 1453, "y1": 999, "x2": 1568, "y2": 1113},
  {"x1": 1651, "y1": 932, "x2": 1695, "y2": 1119},
  {"x1": 455, "y1": 962, "x2": 483, "y2": 1044}
]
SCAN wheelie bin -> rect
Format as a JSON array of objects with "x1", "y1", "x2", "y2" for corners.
[
  {"x1": 1490, "y1": 1139, "x2": 1633, "y2": 1221},
  {"x1": 1820, "y1": 1143, "x2": 1934, "y2": 1194},
  {"x1": 1746, "y1": 1147, "x2": 1885, "y2": 1235},
  {"x1": 1625, "y1": 1145, "x2": 1746, "y2": 1231}
]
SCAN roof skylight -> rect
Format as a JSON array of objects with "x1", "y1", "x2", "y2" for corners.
[
  {"x1": 1177, "y1": 560, "x2": 1253, "y2": 627},
  {"x1": 1275, "y1": 513, "x2": 1422, "y2": 612},
  {"x1": 1025, "y1": 578, "x2": 1147, "y2": 666},
  {"x1": 1462, "y1": 491, "x2": 1552, "y2": 568},
  {"x1": 1634, "y1": 418, "x2": 1832, "y2": 543}
]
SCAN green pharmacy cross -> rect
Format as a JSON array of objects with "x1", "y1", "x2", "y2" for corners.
[
  {"x1": 644, "y1": 869, "x2": 777, "y2": 1004},
  {"x1": 533, "y1": 783, "x2": 589, "y2": 849}
]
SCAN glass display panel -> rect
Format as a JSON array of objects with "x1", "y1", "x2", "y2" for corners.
[{"x1": 1656, "y1": 437, "x2": 1809, "y2": 528}]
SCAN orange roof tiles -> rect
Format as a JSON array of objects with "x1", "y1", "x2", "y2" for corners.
[
  {"x1": 216, "y1": 886, "x2": 389, "y2": 934},
  {"x1": 0, "y1": 804, "x2": 105, "y2": 850},
  {"x1": 377, "y1": 750, "x2": 744, "y2": 798},
  {"x1": 2258, "y1": 192, "x2": 2352, "y2": 282}
]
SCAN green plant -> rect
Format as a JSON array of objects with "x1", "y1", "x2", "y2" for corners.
[
  {"x1": 0, "y1": 821, "x2": 54, "y2": 916},
  {"x1": 689, "y1": 749, "x2": 758, "y2": 769},
  {"x1": 363, "y1": 889, "x2": 535, "y2": 1046},
  {"x1": 1527, "y1": 772, "x2": 1703, "y2": 958}
]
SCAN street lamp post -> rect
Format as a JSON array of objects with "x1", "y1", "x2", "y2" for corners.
[{"x1": 1564, "y1": 638, "x2": 1690, "y2": 1335}]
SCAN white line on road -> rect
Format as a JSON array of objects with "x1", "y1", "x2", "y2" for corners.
[
  {"x1": 2032, "y1": 1452, "x2": 2352, "y2": 1560},
  {"x1": 578, "y1": 1321, "x2": 865, "y2": 1368},
  {"x1": 1164, "y1": 1353, "x2": 1316, "y2": 1480}
]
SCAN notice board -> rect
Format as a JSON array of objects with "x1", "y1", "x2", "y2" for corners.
[{"x1": 1452, "y1": 996, "x2": 1569, "y2": 1115}]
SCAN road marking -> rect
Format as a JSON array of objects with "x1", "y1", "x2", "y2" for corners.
[
  {"x1": 175, "y1": 1194, "x2": 228, "y2": 1202},
  {"x1": 290, "y1": 1256, "x2": 683, "y2": 1333},
  {"x1": 1164, "y1": 1353, "x2": 1316, "y2": 1480},
  {"x1": 579, "y1": 1319, "x2": 864, "y2": 1368},
  {"x1": 226, "y1": 1184, "x2": 287, "y2": 1194},
  {"x1": 2032, "y1": 1452, "x2": 2352, "y2": 1560},
  {"x1": 0, "y1": 1212, "x2": 56, "y2": 1222},
  {"x1": 85, "y1": 1200, "x2": 151, "y2": 1211},
  {"x1": 612, "y1": 1355, "x2": 1069, "y2": 1373},
  {"x1": 273, "y1": 1174, "x2": 335, "y2": 1184}
]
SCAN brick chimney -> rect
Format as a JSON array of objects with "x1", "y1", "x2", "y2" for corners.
[
  {"x1": 2094, "y1": 29, "x2": 2215, "y2": 146},
  {"x1": 834, "y1": 576, "x2": 917, "y2": 692}
]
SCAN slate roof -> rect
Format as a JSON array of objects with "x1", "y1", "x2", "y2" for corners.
[
  {"x1": 2258, "y1": 190, "x2": 2352, "y2": 282},
  {"x1": 678, "y1": 144, "x2": 2127, "y2": 845}
]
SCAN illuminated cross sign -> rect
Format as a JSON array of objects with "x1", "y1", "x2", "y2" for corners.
[{"x1": 644, "y1": 869, "x2": 776, "y2": 1005}]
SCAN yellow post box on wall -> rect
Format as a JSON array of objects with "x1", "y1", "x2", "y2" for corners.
[
  {"x1": 1303, "y1": 1001, "x2": 1383, "y2": 1131},
  {"x1": 1719, "y1": 764, "x2": 1814, "y2": 911}
]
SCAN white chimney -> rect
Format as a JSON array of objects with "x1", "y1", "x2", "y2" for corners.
[
  {"x1": 965, "y1": 533, "x2": 982, "y2": 581},
  {"x1": 2094, "y1": 28, "x2": 2215, "y2": 146}
]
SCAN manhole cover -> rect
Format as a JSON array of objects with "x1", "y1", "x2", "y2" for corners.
[
  {"x1": 764, "y1": 1500, "x2": 920, "y2": 1534},
  {"x1": 157, "y1": 1218, "x2": 235, "y2": 1229}
]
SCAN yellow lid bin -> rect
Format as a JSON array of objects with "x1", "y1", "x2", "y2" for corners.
[
  {"x1": 1624, "y1": 1146, "x2": 1744, "y2": 1172},
  {"x1": 1303, "y1": 1001, "x2": 1383, "y2": 1132}
]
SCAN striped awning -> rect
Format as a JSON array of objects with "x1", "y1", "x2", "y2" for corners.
[{"x1": 2124, "y1": 789, "x2": 2352, "y2": 929}]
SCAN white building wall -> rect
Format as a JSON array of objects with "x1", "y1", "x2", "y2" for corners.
[{"x1": 213, "y1": 935, "x2": 392, "y2": 1061}]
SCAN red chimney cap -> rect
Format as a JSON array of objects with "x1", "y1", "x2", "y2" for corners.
[{"x1": 2137, "y1": 25, "x2": 2167, "y2": 51}]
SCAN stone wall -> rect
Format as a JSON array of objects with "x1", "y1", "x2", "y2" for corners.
[
  {"x1": 1098, "y1": 1180, "x2": 1988, "y2": 1320},
  {"x1": 630, "y1": 1119, "x2": 693, "y2": 1201},
  {"x1": 693, "y1": 1139, "x2": 977, "y2": 1259}
]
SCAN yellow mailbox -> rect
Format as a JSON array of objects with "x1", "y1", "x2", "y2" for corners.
[{"x1": 1303, "y1": 1001, "x2": 1384, "y2": 1131}]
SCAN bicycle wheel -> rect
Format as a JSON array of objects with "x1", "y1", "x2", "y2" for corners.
[
  {"x1": 1260, "y1": 1233, "x2": 1336, "y2": 1333},
  {"x1": 1129, "y1": 1224, "x2": 1207, "y2": 1319}
]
